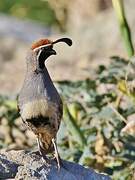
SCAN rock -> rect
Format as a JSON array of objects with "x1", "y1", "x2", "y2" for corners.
[
  {"x1": 1, "y1": 0, "x2": 135, "y2": 94},
  {"x1": 0, "y1": 150, "x2": 111, "y2": 179}
]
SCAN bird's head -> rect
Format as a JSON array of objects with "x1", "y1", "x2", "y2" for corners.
[{"x1": 28, "y1": 38, "x2": 72, "y2": 70}]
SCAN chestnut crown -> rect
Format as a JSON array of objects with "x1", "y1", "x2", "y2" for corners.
[{"x1": 30, "y1": 37, "x2": 72, "y2": 70}]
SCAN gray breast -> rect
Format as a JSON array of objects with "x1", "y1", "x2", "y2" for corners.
[
  {"x1": 18, "y1": 69, "x2": 62, "y2": 121},
  {"x1": 19, "y1": 69, "x2": 60, "y2": 103}
]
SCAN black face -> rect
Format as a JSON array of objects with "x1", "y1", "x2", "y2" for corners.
[{"x1": 37, "y1": 45, "x2": 56, "y2": 69}]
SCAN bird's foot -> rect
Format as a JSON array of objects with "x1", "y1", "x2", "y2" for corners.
[
  {"x1": 40, "y1": 152, "x2": 50, "y2": 165},
  {"x1": 52, "y1": 154, "x2": 68, "y2": 172}
]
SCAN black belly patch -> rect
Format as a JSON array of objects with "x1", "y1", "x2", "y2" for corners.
[{"x1": 26, "y1": 116, "x2": 50, "y2": 127}]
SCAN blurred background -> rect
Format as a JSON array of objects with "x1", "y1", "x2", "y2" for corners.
[{"x1": 0, "y1": 0, "x2": 135, "y2": 179}]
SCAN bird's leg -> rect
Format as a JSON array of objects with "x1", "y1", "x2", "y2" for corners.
[
  {"x1": 52, "y1": 138, "x2": 61, "y2": 170},
  {"x1": 37, "y1": 137, "x2": 49, "y2": 164}
]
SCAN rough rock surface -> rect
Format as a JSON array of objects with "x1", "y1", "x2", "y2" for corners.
[
  {"x1": 0, "y1": 150, "x2": 110, "y2": 180},
  {"x1": 0, "y1": 0, "x2": 135, "y2": 94}
]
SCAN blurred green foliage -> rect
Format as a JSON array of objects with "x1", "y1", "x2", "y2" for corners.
[
  {"x1": 56, "y1": 56, "x2": 135, "y2": 179},
  {"x1": 0, "y1": 0, "x2": 56, "y2": 26},
  {"x1": 0, "y1": 1, "x2": 134, "y2": 179},
  {"x1": 0, "y1": 56, "x2": 135, "y2": 179},
  {"x1": 112, "y1": 0, "x2": 134, "y2": 57}
]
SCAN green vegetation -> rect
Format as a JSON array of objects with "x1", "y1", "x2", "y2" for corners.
[
  {"x1": 57, "y1": 56, "x2": 135, "y2": 179},
  {"x1": 0, "y1": 0, "x2": 56, "y2": 26},
  {"x1": 112, "y1": 0, "x2": 134, "y2": 57},
  {"x1": 0, "y1": 1, "x2": 135, "y2": 179},
  {"x1": 0, "y1": 56, "x2": 135, "y2": 179}
]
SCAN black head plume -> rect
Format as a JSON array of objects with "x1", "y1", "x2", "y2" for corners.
[
  {"x1": 52, "y1": 38, "x2": 72, "y2": 46},
  {"x1": 31, "y1": 38, "x2": 72, "y2": 52}
]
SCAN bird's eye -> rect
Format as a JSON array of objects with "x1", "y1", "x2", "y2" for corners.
[{"x1": 43, "y1": 45, "x2": 53, "y2": 51}]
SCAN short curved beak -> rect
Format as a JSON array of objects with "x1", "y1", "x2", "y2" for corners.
[{"x1": 50, "y1": 49, "x2": 57, "y2": 55}]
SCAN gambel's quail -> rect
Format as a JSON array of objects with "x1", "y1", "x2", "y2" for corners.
[{"x1": 18, "y1": 37, "x2": 72, "y2": 169}]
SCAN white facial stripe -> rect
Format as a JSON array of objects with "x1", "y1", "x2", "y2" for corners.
[
  {"x1": 33, "y1": 44, "x2": 52, "y2": 52},
  {"x1": 37, "y1": 49, "x2": 42, "y2": 61},
  {"x1": 21, "y1": 99, "x2": 57, "y2": 120}
]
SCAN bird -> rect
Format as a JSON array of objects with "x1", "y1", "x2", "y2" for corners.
[{"x1": 17, "y1": 37, "x2": 72, "y2": 169}]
